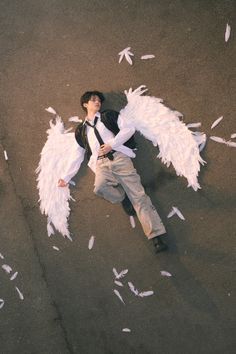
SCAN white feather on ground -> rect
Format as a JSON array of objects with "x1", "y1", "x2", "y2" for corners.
[
  {"x1": 117, "y1": 269, "x2": 129, "y2": 279},
  {"x1": 172, "y1": 206, "x2": 185, "y2": 220},
  {"x1": 122, "y1": 328, "x2": 131, "y2": 332},
  {"x1": 120, "y1": 86, "x2": 206, "y2": 191},
  {"x1": 211, "y1": 116, "x2": 223, "y2": 129},
  {"x1": 160, "y1": 270, "x2": 172, "y2": 277},
  {"x1": 113, "y1": 289, "x2": 125, "y2": 304},
  {"x1": 129, "y1": 216, "x2": 136, "y2": 228},
  {"x1": 45, "y1": 107, "x2": 57, "y2": 114},
  {"x1": 128, "y1": 282, "x2": 154, "y2": 297},
  {"x1": 2, "y1": 264, "x2": 12, "y2": 274},
  {"x1": 10, "y1": 272, "x2": 18, "y2": 280},
  {"x1": 53, "y1": 246, "x2": 60, "y2": 251},
  {"x1": 210, "y1": 136, "x2": 226, "y2": 144},
  {"x1": 225, "y1": 23, "x2": 231, "y2": 42},
  {"x1": 36, "y1": 116, "x2": 84, "y2": 239},
  {"x1": 128, "y1": 282, "x2": 139, "y2": 296},
  {"x1": 167, "y1": 208, "x2": 176, "y2": 218},
  {"x1": 139, "y1": 291, "x2": 154, "y2": 297},
  {"x1": 114, "y1": 280, "x2": 124, "y2": 287},
  {"x1": 0, "y1": 299, "x2": 4, "y2": 309},
  {"x1": 141, "y1": 54, "x2": 155, "y2": 60},
  {"x1": 230, "y1": 133, "x2": 236, "y2": 139},
  {"x1": 167, "y1": 206, "x2": 185, "y2": 220},
  {"x1": 227, "y1": 141, "x2": 236, "y2": 147},
  {"x1": 118, "y1": 47, "x2": 134, "y2": 65},
  {"x1": 0, "y1": 253, "x2": 4, "y2": 259},
  {"x1": 113, "y1": 268, "x2": 119, "y2": 278},
  {"x1": 4, "y1": 150, "x2": 8, "y2": 160},
  {"x1": 88, "y1": 236, "x2": 95, "y2": 250},
  {"x1": 15, "y1": 287, "x2": 24, "y2": 300}
]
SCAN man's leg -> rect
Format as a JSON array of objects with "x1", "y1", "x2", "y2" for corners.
[
  {"x1": 93, "y1": 158, "x2": 125, "y2": 203},
  {"x1": 111, "y1": 152, "x2": 166, "y2": 240}
]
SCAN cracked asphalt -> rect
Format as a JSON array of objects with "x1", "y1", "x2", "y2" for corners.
[{"x1": 0, "y1": 1, "x2": 235, "y2": 353}]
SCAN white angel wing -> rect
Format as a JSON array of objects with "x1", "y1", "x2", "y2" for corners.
[
  {"x1": 120, "y1": 86, "x2": 206, "y2": 191},
  {"x1": 36, "y1": 116, "x2": 84, "y2": 240}
]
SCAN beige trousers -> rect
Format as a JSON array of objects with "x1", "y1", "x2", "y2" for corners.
[{"x1": 93, "y1": 152, "x2": 166, "y2": 239}]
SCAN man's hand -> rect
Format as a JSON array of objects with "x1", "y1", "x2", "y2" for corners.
[
  {"x1": 99, "y1": 144, "x2": 112, "y2": 155},
  {"x1": 58, "y1": 179, "x2": 67, "y2": 187}
]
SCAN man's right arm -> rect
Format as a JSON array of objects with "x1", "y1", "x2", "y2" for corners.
[{"x1": 58, "y1": 144, "x2": 85, "y2": 187}]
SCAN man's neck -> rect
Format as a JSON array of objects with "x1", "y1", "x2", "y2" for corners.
[{"x1": 86, "y1": 110, "x2": 100, "y2": 121}]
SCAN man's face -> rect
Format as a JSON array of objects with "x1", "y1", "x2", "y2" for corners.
[{"x1": 84, "y1": 95, "x2": 101, "y2": 113}]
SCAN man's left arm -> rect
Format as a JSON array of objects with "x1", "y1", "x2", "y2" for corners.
[{"x1": 105, "y1": 114, "x2": 135, "y2": 150}]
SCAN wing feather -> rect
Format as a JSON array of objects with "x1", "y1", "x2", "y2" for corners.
[
  {"x1": 36, "y1": 116, "x2": 83, "y2": 239},
  {"x1": 120, "y1": 87, "x2": 206, "y2": 191}
]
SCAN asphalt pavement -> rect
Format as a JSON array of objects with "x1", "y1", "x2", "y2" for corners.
[{"x1": 0, "y1": 1, "x2": 235, "y2": 353}]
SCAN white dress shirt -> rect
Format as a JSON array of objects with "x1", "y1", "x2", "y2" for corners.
[{"x1": 61, "y1": 111, "x2": 136, "y2": 183}]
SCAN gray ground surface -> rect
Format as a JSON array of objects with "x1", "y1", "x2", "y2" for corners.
[{"x1": 0, "y1": 1, "x2": 235, "y2": 353}]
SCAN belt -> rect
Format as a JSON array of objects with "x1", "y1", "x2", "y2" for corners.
[{"x1": 97, "y1": 150, "x2": 115, "y2": 160}]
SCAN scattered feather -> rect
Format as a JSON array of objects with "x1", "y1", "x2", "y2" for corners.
[
  {"x1": 129, "y1": 216, "x2": 136, "y2": 228},
  {"x1": 0, "y1": 299, "x2": 4, "y2": 309},
  {"x1": 15, "y1": 286, "x2": 24, "y2": 300},
  {"x1": 187, "y1": 122, "x2": 201, "y2": 128},
  {"x1": 128, "y1": 282, "x2": 139, "y2": 296},
  {"x1": 230, "y1": 133, "x2": 236, "y2": 139},
  {"x1": 114, "y1": 269, "x2": 129, "y2": 279},
  {"x1": 167, "y1": 207, "x2": 185, "y2": 220},
  {"x1": 2, "y1": 264, "x2": 12, "y2": 274},
  {"x1": 172, "y1": 206, "x2": 185, "y2": 220},
  {"x1": 227, "y1": 140, "x2": 236, "y2": 147},
  {"x1": 225, "y1": 23, "x2": 231, "y2": 42},
  {"x1": 0, "y1": 253, "x2": 4, "y2": 259},
  {"x1": 114, "y1": 280, "x2": 124, "y2": 287},
  {"x1": 45, "y1": 107, "x2": 57, "y2": 115},
  {"x1": 113, "y1": 289, "x2": 125, "y2": 304},
  {"x1": 118, "y1": 47, "x2": 134, "y2": 65},
  {"x1": 88, "y1": 235, "x2": 95, "y2": 250},
  {"x1": 68, "y1": 116, "x2": 82, "y2": 123},
  {"x1": 210, "y1": 136, "x2": 226, "y2": 144},
  {"x1": 53, "y1": 246, "x2": 60, "y2": 251},
  {"x1": 4, "y1": 150, "x2": 8, "y2": 160},
  {"x1": 160, "y1": 270, "x2": 172, "y2": 277},
  {"x1": 122, "y1": 328, "x2": 131, "y2": 332},
  {"x1": 10, "y1": 272, "x2": 18, "y2": 281},
  {"x1": 211, "y1": 116, "x2": 223, "y2": 129},
  {"x1": 139, "y1": 290, "x2": 154, "y2": 297},
  {"x1": 167, "y1": 209, "x2": 176, "y2": 218},
  {"x1": 113, "y1": 268, "x2": 119, "y2": 278},
  {"x1": 141, "y1": 54, "x2": 155, "y2": 60}
]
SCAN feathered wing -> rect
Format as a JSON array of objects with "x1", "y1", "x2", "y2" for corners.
[
  {"x1": 36, "y1": 115, "x2": 84, "y2": 240},
  {"x1": 120, "y1": 86, "x2": 206, "y2": 191}
]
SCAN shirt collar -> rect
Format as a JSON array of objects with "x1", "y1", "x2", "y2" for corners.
[{"x1": 84, "y1": 112, "x2": 101, "y2": 125}]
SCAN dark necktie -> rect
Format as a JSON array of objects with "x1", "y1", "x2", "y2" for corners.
[{"x1": 86, "y1": 116, "x2": 114, "y2": 160}]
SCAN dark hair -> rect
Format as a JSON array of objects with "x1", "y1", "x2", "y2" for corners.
[{"x1": 80, "y1": 91, "x2": 105, "y2": 112}]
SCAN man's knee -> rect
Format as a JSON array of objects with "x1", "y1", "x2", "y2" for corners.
[{"x1": 93, "y1": 180, "x2": 107, "y2": 196}]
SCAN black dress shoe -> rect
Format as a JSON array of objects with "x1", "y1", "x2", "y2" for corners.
[
  {"x1": 121, "y1": 194, "x2": 136, "y2": 216},
  {"x1": 152, "y1": 236, "x2": 168, "y2": 253}
]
